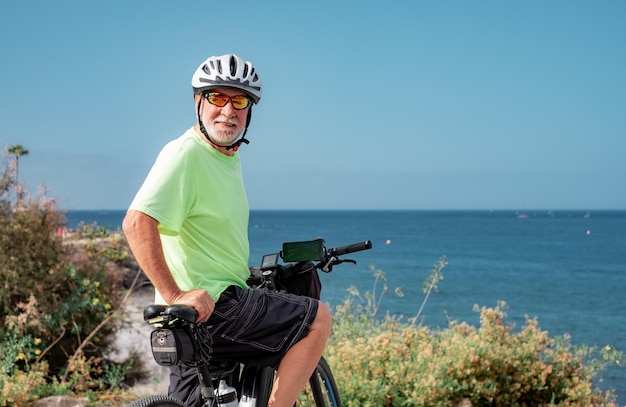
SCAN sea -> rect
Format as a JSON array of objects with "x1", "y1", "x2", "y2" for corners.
[{"x1": 65, "y1": 209, "x2": 626, "y2": 404}]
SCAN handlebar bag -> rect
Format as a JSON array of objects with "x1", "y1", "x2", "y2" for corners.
[
  {"x1": 277, "y1": 261, "x2": 321, "y2": 299},
  {"x1": 150, "y1": 328, "x2": 194, "y2": 366}
]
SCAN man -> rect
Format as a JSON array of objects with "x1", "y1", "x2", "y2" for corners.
[{"x1": 123, "y1": 54, "x2": 331, "y2": 407}]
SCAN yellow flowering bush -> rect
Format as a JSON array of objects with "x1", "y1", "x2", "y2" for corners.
[{"x1": 326, "y1": 301, "x2": 621, "y2": 406}]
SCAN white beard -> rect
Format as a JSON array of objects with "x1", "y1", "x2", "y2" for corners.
[{"x1": 206, "y1": 119, "x2": 242, "y2": 146}]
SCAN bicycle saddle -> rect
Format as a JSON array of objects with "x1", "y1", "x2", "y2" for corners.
[
  {"x1": 166, "y1": 305, "x2": 198, "y2": 322},
  {"x1": 143, "y1": 304, "x2": 198, "y2": 322},
  {"x1": 143, "y1": 304, "x2": 167, "y2": 321},
  {"x1": 143, "y1": 304, "x2": 198, "y2": 323}
]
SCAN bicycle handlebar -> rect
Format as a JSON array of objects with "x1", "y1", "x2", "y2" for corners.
[
  {"x1": 328, "y1": 240, "x2": 372, "y2": 256},
  {"x1": 314, "y1": 239, "x2": 372, "y2": 273}
]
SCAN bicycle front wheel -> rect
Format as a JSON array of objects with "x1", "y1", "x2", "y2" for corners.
[
  {"x1": 126, "y1": 395, "x2": 187, "y2": 407},
  {"x1": 296, "y1": 356, "x2": 342, "y2": 407}
]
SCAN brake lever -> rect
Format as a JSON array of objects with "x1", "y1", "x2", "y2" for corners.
[{"x1": 319, "y1": 257, "x2": 357, "y2": 273}]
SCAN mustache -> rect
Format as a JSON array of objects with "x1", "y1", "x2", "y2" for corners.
[{"x1": 216, "y1": 117, "x2": 239, "y2": 126}]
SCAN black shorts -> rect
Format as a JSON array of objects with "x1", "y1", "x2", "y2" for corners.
[
  {"x1": 206, "y1": 285, "x2": 318, "y2": 367},
  {"x1": 168, "y1": 285, "x2": 318, "y2": 404}
]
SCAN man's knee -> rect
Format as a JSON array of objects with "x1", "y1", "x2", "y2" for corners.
[{"x1": 312, "y1": 301, "x2": 332, "y2": 339}]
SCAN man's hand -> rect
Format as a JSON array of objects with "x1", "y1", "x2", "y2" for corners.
[{"x1": 169, "y1": 289, "x2": 215, "y2": 322}]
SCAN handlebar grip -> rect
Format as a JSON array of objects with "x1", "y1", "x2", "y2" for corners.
[{"x1": 330, "y1": 240, "x2": 372, "y2": 256}]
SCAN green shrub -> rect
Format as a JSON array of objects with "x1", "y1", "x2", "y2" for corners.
[
  {"x1": 0, "y1": 156, "x2": 136, "y2": 404},
  {"x1": 0, "y1": 199, "x2": 67, "y2": 320}
]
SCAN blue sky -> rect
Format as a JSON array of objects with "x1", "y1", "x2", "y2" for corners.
[{"x1": 1, "y1": 1, "x2": 624, "y2": 210}]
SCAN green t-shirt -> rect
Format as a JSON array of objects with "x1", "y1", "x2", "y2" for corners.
[{"x1": 129, "y1": 127, "x2": 250, "y2": 303}]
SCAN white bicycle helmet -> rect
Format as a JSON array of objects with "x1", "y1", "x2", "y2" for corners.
[{"x1": 191, "y1": 54, "x2": 262, "y2": 103}]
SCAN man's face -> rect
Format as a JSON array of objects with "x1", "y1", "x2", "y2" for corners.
[{"x1": 198, "y1": 87, "x2": 250, "y2": 147}]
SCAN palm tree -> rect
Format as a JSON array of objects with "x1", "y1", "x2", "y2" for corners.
[{"x1": 8, "y1": 144, "x2": 29, "y2": 204}]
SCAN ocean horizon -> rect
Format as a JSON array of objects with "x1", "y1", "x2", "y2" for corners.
[{"x1": 64, "y1": 208, "x2": 626, "y2": 403}]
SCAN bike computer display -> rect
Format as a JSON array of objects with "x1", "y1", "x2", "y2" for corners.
[
  {"x1": 260, "y1": 253, "x2": 280, "y2": 270},
  {"x1": 281, "y1": 239, "x2": 325, "y2": 262}
]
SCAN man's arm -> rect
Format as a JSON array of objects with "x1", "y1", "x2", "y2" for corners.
[{"x1": 122, "y1": 209, "x2": 215, "y2": 321}]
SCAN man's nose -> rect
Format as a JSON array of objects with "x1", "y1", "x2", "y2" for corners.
[{"x1": 221, "y1": 100, "x2": 237, "y2": 115}]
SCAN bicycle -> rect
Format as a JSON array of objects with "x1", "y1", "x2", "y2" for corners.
[{"x1": 127, "y1": 238, "x2": 372, "y2": 407}]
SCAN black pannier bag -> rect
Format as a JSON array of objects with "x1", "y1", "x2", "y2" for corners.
[
  {"x1": 150, "y1": 328, "x2": 194, "y2": 366},
  {"x1": 247, "y1": 261, "x2": 321, "y2": 299}
]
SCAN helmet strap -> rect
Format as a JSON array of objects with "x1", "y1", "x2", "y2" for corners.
[{"x1": 225, "y1": 134, "x2": 249, "y2": 152}]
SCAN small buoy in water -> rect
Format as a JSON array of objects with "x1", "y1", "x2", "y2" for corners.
[
  {"x1": 586, "y1": 230, "x2": 591, "y2": 235},
  {"x1": 386, "y1": 239, "x2": 392, "y2": 245}
]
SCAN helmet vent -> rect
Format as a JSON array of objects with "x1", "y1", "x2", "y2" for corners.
[{"x1": 229, "y1": 55, "x2": 237, "y2": 76}]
